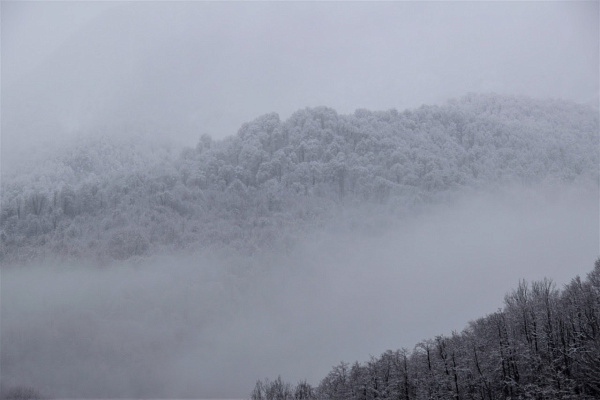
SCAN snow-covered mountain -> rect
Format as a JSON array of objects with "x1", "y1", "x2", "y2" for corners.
[{"x1": 1, "y1": 94, "x2": 598, "y2": 265}]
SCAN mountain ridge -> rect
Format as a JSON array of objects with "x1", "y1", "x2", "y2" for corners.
[{"x1": 1, "y1": 93, "x2": 598, "y2": 265}]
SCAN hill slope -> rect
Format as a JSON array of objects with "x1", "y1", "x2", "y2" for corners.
[
  {"x1": 252, "y1": 260, "x2": 600, "y2": 400},
  {"x1": 1, "y1": 94, "x2": 598, "y2": 264}
]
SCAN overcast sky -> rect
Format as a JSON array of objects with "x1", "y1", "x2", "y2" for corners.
[{"x1": 2, "y1": 1, "x2": 598, "y2": 155}]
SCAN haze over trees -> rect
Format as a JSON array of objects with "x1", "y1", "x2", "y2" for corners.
[{"x1": 1, "y1": 94, "x2": 597, "y2": 265}]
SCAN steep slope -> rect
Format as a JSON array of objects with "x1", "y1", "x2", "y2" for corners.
[{"x1": 252, "y1": 260, "x2": 600, "y2": 400}]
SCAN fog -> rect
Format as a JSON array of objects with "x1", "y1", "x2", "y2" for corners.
[
  {"x1": 2, "y1": 2, "x2": 599, "y2": 398},
  {"x1": 2, "y1": 1, "x2": 598, "y2": 172},
  {"x1": 2, "y1": 183, "x2": 597, "y2": 398}
]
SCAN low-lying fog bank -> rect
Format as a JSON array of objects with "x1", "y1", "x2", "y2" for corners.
[{"x1": 1, "y1": 182, "x2": 597, "y2": 398}]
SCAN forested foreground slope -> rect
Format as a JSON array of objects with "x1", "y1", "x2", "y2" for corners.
[
  {"x1": 1, "y1": 94, "x2": 598, "y2": 264},
  {"x1": 251, "y1": 260, "x2": 600, "y2": 400}
]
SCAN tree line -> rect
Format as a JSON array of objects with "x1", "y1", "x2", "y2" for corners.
[{"x1": 251, "y1": 260, "x2": 600, "y2": 400}]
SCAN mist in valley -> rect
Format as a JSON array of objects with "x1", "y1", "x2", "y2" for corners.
[{"x1": 2, "y1": 183, "x2": 597, "y2": 398}]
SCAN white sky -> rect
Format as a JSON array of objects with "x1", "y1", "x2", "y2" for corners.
[
  {"x1": 2, "y1": 2, "x2": 118, "y2": 84},
  {"x1": 2, "y1": 1, "x2": 598, "y2": 151}
]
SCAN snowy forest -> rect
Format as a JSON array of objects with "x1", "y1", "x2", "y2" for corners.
[
  {"x1": 2, "y1": 0, "x2": 599, "y2": 398},
  {"x1": 1, "y1": 93, "x2": 599, "y2": 399},
  {"x1": 1, "y1": 94, "x2": 597, "y2": 265},
  {"x1": 250, "y1": 260, "x2": 600, "y2": 400}
]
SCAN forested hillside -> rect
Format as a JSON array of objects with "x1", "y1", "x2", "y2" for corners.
[
  {"x1": 251, "y1": 260, "x2": 600, "y2": 400},
  {"x1": 1, "y1": 94, "x2": 597, "y2": 265}
]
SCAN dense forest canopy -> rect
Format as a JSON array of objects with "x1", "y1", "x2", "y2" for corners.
[{"x1": 1, "y1": 94, "x2": 597, "y2": 265}]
